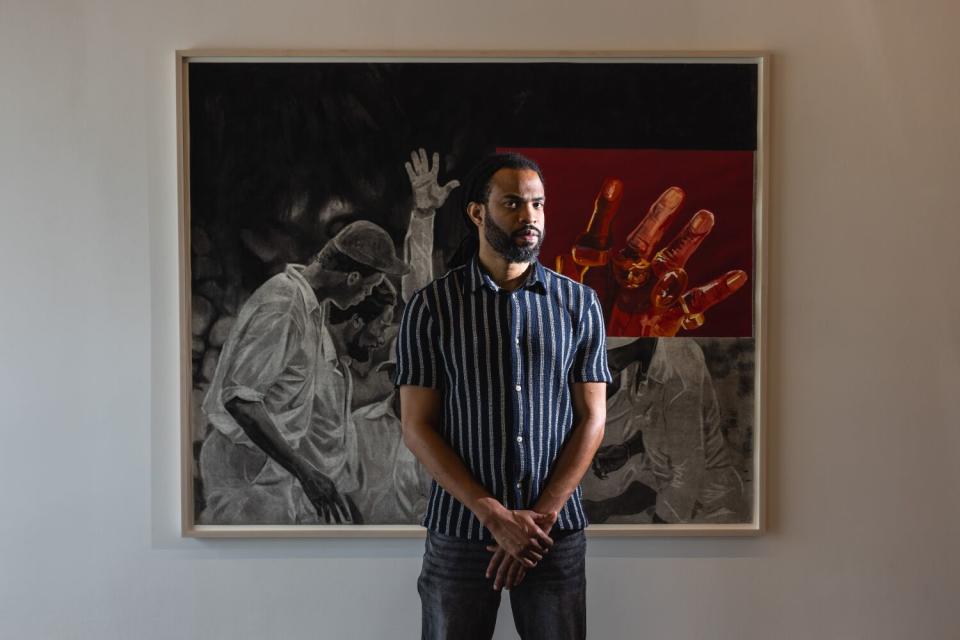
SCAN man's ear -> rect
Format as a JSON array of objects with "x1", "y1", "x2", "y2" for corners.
[{"x1": 466, "y1": 202, "x2": 484, "y2": 228}]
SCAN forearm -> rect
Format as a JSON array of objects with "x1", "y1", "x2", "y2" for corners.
[
  {"x1": 533, "y1": 415, "x2": 606, "y2": 515},
  {"x1": 402, "y1": 420, "x2": 506, "y2": 526},
  {"x1": 225, "y1": 397, "x2": 308, "y2": 478},
  {"x1": 401, "y1": 210, "x2": 436, "y2": 301}
]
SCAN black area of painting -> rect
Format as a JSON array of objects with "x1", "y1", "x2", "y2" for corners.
[{"x1": 188, "y1": 61, "x2": 758, "y2": 270}]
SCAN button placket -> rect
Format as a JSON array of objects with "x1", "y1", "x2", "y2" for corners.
[{"x1": 511, "y1": 292, "x2": 526, "y2": 506}]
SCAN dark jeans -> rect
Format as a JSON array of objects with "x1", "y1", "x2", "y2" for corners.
[{"x1": 418, "y1": 529, "x2": 586, "y2": 640}]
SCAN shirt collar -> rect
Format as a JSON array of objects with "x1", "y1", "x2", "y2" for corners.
[
  {"x1": 284, "y1": 264, "x2": 322, "y2": 315},
  {"x1": 466, "y1": 254, "x2": 547, "y2": 294}
]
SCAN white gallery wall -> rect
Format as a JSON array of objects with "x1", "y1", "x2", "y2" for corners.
[{"x1": 1, "y1": 1, "x2": 958, "y2": 638}]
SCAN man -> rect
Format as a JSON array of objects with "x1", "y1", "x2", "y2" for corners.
[
  {"x1": 199, "y1": 220, "x2": 409, "y2": 525},
  {"x1": 584, "y1": 337, "x2": 747, "y2": 524},
  {"x1": 332, "y1": 278, "x2": 433, "y2": 523},
  {"x1": 395, "y1": 153, "x2": 611, "y2": 640},
  {"x1": 336, "y1": 148, "x2": 458, "y2": 524}
]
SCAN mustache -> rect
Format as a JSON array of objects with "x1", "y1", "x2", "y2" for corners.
[{"x1": 512, "y1": 225, "x2": 541, "y2": 237}]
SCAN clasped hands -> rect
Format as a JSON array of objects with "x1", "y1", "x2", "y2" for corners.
[{"x1": 483, "y1": 505, "x2": 557, "y2": 591}]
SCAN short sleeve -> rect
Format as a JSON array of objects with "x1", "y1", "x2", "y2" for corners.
[
  {"x1": 202, "y1": 299, "x2": 306, "y2": 446},
  {"x1": 393, "y1": 288, "x2": 441, "y2": 389},
  {"x1": 221, "y1": 305, "x2": 302, "y2": 404},
  {"x1": 571, "y1": 288, "x2": 613, "y2": 383}
]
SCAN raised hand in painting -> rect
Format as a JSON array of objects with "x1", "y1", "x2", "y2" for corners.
[
  {"x1": 404, "y1": 148, "x2": 461, "y2": 215},
  {"x1": 556, "y1": 181, "x2": 748, "y2": 336}
]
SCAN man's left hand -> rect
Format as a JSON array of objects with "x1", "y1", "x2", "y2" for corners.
[
  {"x1": 404, "y1": 148, "x2": 460, "y2": 214},
  {"x1": 484, "y1": 546, "x2": 527, "y2": 591}
]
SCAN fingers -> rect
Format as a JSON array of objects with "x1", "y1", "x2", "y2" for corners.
[
  {"x1": 408, "y1": 148, "x2": 432, "y2": 177},
  {"x1": 322, "y1": 502, "x2": 340, "y2": 524},
  {"x1": 497, "y1": 554, "x2": 527, "y2": 590},
  {"x1": 527, "y1": 527, "x2": 553, "y2": 557},
  {"x1": 681, "y1": 270, "x2": 749, "y2": 316},
  {"x1": 624, "y1": 186, "x2": 685, "y2": 260},
  {"x1": 654, "y1": 209, "x2": 715, "y2": 273},
  {"x1": 496, "y1": 557, "x2": 526, "y2": 590},
  {"x1": 518, "y1": 530, "x2": 548, "y2": 556},
  {"x1": 494, "y1": 555, "x2": 511, "y2": 589},
  {"x1": 487, "y1": 548, "x2": 529, "y2": 591},
  {"x1": 521, "y1": 548, "x2": 544, "y2": 564},
  {"x1": 485, "y1": 546, "x2": 506, "y2": 580},
  {"x1": 440, "y1": 178, "x2": 461, "y2": 197},
  {"x1": 648, "y1": 209, "x2": 715, "y2": 308},
  {"x1": 505, "y1": 561, "x2": 525, "y2": 590},
  {"x1": 573, "y1": 178, "x2": 624, "y2": 265},
  {"x1": 531, "y1": 526, "x2": 554, "y2": 551},
  {"x1": 326, "y1": 491, "x2": 352, "y2": 524},
  {"x1": 650, "y1": 269, "x2": 689, "y2": 310},
  {"x1": 326, "y1": 501, "x2": 342, "y2": 524},
  {"x1": 532, "y1": 511, "x2": 557, "y2": 538},
  {"x1": 517, "y1": 511, "x2": 554, "y2": 551},
  {"x1": 407, "y1": 148, "x2": 448, "y2": 187}
]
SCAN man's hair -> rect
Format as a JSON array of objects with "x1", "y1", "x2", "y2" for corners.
[
  {"x1": 448, "y1": 152, "x2": 545, "y2": 267},
  {"x1": 460, "y1": 153, "x2": 545, "y2": 215}
]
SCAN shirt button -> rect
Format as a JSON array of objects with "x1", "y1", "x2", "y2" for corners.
[
  {"x1": 515, "y1": 384, "x2": 521, "y2": 391},
  {"x1": 517, "y1": 436, "x2": 523, "y2": 443},
  {"x1": 515, "y1": 337, "x2": 520, "y2": 344},
  {"x1": 516, "y1": 482, "x2": 522, "y2": 489}
]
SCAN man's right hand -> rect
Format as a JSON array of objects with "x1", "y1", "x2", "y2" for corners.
[
  {"x1": 483, "y1": 507, "x2": 555, "y2": 567},
  {"x1": 297, "y1": 466, "x2": 351, "y2": 524}
]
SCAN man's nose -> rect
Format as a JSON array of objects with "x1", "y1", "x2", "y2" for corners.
[{"x1": 518, "y1": 203, "x2": 540, "y2": 224}]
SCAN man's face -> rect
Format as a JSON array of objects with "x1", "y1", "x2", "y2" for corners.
[
  {"x1": 478, "y1": 168, "x2": 546, "y2": 263},
  {"x1": 354, "y1": 306, "x2": 396, "y2": 360},
  {"x1": 327, "y1": 271, "x2": 385, "y2": 310},
  {"x1": 332, "y1": 305, "x2": 394, "y2": 363}
]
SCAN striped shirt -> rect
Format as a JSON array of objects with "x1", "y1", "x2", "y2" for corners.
[{"x1": 394, "y1": 255, "x2": 611, "y2": 541}]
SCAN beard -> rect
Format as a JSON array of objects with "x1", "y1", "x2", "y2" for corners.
[
  {"x1": 483, "y1": 215, "x2": 544, "y2": 263},
  {"x1": 346, "y1": 340, "x2": 372, "y2": 363}
]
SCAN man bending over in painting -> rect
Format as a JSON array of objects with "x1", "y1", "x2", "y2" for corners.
[
  {"x1": 199, "y1": 220, "x2": 408, "y2": 525},
  {"x1": 583, "y1": 337, "x2": 748, "y2": 524}
]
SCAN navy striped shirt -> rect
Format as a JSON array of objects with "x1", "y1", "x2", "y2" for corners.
[{"x1": 394, "y1": 255, "x2": 611, "y2": 541}]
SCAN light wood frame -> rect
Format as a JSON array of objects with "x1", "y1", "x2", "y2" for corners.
[{"x1": 177, "y1": 50, "x2": 770, "y2": 538}]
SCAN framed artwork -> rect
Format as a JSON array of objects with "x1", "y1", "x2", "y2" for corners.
[{"x1": 177, "y1": 50, "x2": 768, "y2": 537}]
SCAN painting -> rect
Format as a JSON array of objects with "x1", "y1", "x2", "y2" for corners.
[{"x1": 177, "y1": 51, "x2": 768, "y2": 536}]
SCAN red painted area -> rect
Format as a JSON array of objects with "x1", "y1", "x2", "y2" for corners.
[{"x1": 497, "y1": 147, "x2": 755, "y2": 338}]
